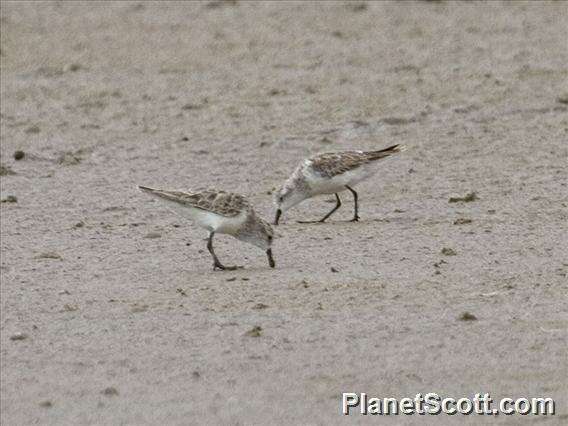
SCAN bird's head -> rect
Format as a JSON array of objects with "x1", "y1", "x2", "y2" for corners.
[{"x1": 273, "y1": 183, "x2": 307, "y2": 225}]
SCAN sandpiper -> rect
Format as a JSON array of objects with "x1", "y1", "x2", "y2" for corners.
[
  {"x1": 139, "y1": 186, "x2": 275, "y2": 270},
  {"x1": 274, "y1": 144, "x2": 405, "y2": 224}
]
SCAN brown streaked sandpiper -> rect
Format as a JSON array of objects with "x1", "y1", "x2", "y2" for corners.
[
  {"x1": 139, "y1": 186, "x2": 275, "y2": 270},
  {"x1": 274, "y1": 144, "x2": 405, "y2": 224}
]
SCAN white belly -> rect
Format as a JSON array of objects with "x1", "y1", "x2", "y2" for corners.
[
  {"x1": 162, "y1": 202, "x2": 246, "y2": 234},
  {"x1": 306, "y1": 164, "x2": 378, "y2": 195}
]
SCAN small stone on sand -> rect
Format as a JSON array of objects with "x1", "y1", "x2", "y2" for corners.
[
  {"x1": 454, "y1": 218, "x2": 472, "y2": 225},
  {"x1": 449, "y1": 192, "x2": 478, "y2": 203},
  {"x1": 459, "y1": 312, "x2": 478, "y2": 321},
  {"x1": 10, "y1": 332, "x2": 28, "y2": 341},
  {"x1": 56, "y1": 152, "x2": 82, "y2": 166},
  {"x1": 144, "y1": 232, "x2": 161, "y2": 239},
  {"x1": 1, "y1": 195, "x2": 17, "y2": 203},
  {"x1": 0, "y1": 165, "x2": 16, "y2": 175},
  {"x1": 245, "y1": 326, "x2": 262, "y2": 337},
  {"x1": 64, "y1": 63, "x2": 82, "y2": 72},
  {"x1": 181, "y1": 103, "x2": 203, "y2": 110},
  {"x1": 556, "y1": 93, "x2": 568, "y2": 104},
  {"x1": 348, "y1": 2, "x2": 367, "y2": 12},
  {"x1": 441, "y1": 247, "x2": 457, "y2": 256},
  {"x1": 131, "y1": 304, "x2": 148, "y2": 313},
  {"x1": 102, "y1": 387, "x2": 119, "y2": 396},
  {"x1": 36, "y1": 252, "x2": 62, "y2": 260},
  {"x1": 62, "y1": 304, "x2": 78, "y2": 312}
]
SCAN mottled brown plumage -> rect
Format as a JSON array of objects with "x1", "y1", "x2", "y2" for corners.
[
  {"x1": 138, "y1": 188, "x2": 249, "y2": 217},
  {"x1": 309, "y1": 145, "x2": 403, "y2": 178},
  {"x1": 138, "y1": 186, "x2": 275, "y2": 270},
  {"x1": 274, "y1": 144, "x2": 405, "y2": 224}
]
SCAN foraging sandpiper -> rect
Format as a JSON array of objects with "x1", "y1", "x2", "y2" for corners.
[
  {"x1": 274, "y1": 144, "x2": 405, "y2": 224},
  {"x1": 139, "y1": 186, "x2": 275, "y2": 270}
]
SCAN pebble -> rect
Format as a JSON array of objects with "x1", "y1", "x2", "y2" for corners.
[
  {"x1": 102, "y1": 387, "x2": 119, "y2": 396},
  {"x1": 131, "y1": 304, "x2": 148, "y2": 313},
  {"x1": 348, "y1": 2, "x2": 367, "y2": 12},
  {"x1": 144, "y1": 232, "x2": 161, "y2": 239},
  {"x1": 10, "y1": 332, "x2": 28, "y2": 341},
  {"x1": 62, "y1": 304, "x2": 78, "y2": 312},
  {"x1": 36, "y1": 252, "x2": 62, "y2": 260},
  {"x1": 0, "y1": 165, "x2": 16, "y2": 176},
  {"x1": 181, "y1": 103, "x2": 202, "y2": 110},
  {"x1": 57, "y1": 152, "x2": 81, "y2": 166},
  {"x1": 449, "y1": 192, "x2": 478, "y2": 203},
  {"x1": 1, "y1": 195, "x2": 17, "y2": 203},
  {"x1": 64, "y1": 63, "x2": 82, "y2": 72},
  {"x1": 557, "y1": 94, "x2": 568, "y2": 104},
  {"x1": 441, "y1": 247, "x2": 457, "y2": 256},
  {"x1": 245, "y1": 326, "x2": 262, "y2": 337},
  {"x1": 459, "y1": 312, "x2": 478, "y2": 321}
]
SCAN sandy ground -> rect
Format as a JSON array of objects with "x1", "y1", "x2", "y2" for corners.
[{"x1": 1, "y1": 1, "x2": 567, "y2": 424}]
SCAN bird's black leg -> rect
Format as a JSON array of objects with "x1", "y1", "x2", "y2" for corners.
[
  {"x1": 207, "y1": 232, "x2": 240, "y2": 271},
  {"x1": 345, "y1": 185, "x2": 360, "y2": 222},
  {"x1": 297, "y1": 193, "x2": 342, "y2": 224}
]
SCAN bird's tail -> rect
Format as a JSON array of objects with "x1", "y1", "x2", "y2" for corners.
[
  {"x1": 138, "y1": 185, "x2": 179, "y2": 203},
  {"x1": 138, "y1": 185, "x2": 156, "y2": 193},
  {"x1": 365, "y1": 144, "x2": 406, "y2": 161}
]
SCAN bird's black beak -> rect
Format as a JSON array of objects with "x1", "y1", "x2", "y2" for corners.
[
  {"x1": 266, "y1": 248, "x2": 275, "y2": 268},
  {"x1": 274, "y1": 209, "x2": 282, "y2": 226}
]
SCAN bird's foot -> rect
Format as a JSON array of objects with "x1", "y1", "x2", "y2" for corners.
[
  {"x1": 224, "y1": 265, "x2": 243, "y2": 271},
  {"x1": 213, "y1": 263, "x2": 242, "y2": 271}
]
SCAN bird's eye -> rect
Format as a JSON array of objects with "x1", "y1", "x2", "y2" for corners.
[
  {"x1": 278, "y1": 196, "x2": 283, "y2": 202},
  {"x1": 268, "y1": 236, "x2": 273, "y2": 241}
]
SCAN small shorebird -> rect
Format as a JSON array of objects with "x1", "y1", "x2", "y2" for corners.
[
  {"x1": 139, "y1": 186, "x2": 275, "y2": 270},
  {"x1": 274, "y1": 144, "x2": 405, "y2": 225}
]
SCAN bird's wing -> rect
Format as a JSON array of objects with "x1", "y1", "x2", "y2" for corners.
[
  {"x1": 307, "y1": 151, "x2": 368, "y2": 178},
  {"x1": 139, "y1": 187, "x2": 248, "y2": 217}
]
